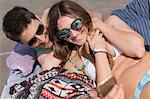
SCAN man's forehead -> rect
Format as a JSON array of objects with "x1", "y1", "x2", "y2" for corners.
[{"x1": 20, "y1": 19, "x2": 40, "y2": 43}]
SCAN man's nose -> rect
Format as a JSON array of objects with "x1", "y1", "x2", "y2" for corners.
[{"x1": 35, "y1": 34, "x2": 46, "y2": 43}]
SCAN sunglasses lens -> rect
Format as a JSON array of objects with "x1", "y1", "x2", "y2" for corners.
[
  {"x1": 71, "y1": 19, "x2": 82, "y2": 31},
  {"x1": 27, "y1": 24, "x2": 44, "y2": 46},
  {"x1": 56, "y1": 29, "x2": 70, "y2": 40},
  {"x1": 28, "y1": 37, "x2": 37, "y2": 46},
  {"x1": 56, "y1": 19, "x2": 82, "y2": 41},
  {"x1": 36, "y1": 24, "x2": 44, "y2": 35}
]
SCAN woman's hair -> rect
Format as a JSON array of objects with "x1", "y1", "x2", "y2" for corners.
[
  {"x1": 47, "y1": 0, "x2": 113, "y2": 67},
  {"x1": 47, "y1": 0, "x2": 93, "y2": 61}
]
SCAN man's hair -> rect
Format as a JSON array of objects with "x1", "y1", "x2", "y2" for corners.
[{"x1": 3, "y1": 6, "x2": 37, "y2": 42}]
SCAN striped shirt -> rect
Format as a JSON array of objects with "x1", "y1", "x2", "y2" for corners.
[{"x1": 111, "y1": 0, "x2": 150, "y2": 51}]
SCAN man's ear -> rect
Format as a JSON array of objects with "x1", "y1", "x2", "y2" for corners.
[
  {"x1": 35, "y1": 14, "x2": 41, "y2": 21},
  {"x1": 41, "y1": 8, "x2": 50, "y2": 27},
  {"x1": 35, "y1": 14, "x2": 45, "y2": 25}
]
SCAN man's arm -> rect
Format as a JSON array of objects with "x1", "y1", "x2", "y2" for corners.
[
  {"x1": 104, "y1": 15, "x2": 145, "y2": 58},
  {"x1": 38, "y1": 51, "x2": 61, "y2": 71},
  {"x1": 91, "y1": 12, "x2": 145, "y2": 58}
]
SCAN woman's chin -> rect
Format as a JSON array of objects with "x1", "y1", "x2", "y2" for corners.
[{"x1": 75, "y1": 40, "x2": 86, "y2": 46}]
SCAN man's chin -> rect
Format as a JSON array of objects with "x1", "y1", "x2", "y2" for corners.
[{"x1": 45, "y1": 43, "x2": 53, "y2": 48}]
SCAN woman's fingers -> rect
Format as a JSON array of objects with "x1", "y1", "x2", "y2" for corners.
[
  {"x1": 87, "y1": 28, "x2": 106, "y2": 50},
  {"x1": 90, "y1": 29, "x2": 101, "y2": 42},
  {"x1": 94, "y1": 29, "x2": 101, "y2": 36},
  {"x1": 99, "y1": 32, "x2": 103, "y2": 37},
  {"x1": 106, "y1": 85, "x2": 118, "y2": 98},
  {"x1": 89, "y1": 90, "x2": 99, "y2": 98},
  {"x1": 87, "y1": 35, "x2": 91, "y2": 45},
  {"x1": 104, "y1": 84, "x2": 124, "y2": 99},
  {"x1": 114, "y1": 84, "x2": 124, "y2": 99},
  {"x1": 85, "y1": 41, "x2": 90, "y2": 54}
]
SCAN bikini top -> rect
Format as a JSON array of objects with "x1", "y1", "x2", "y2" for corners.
[{"x1": 84, "y1": 45, "x2": 121, "y2": 81}]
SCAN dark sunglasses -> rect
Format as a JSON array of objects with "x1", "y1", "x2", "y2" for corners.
[
  {"x1": 28, "y1": 24, "x2": 45, "y2": 46},
  {"x1": 56, "y1": 18, "x2": 83, "y2": 40}
]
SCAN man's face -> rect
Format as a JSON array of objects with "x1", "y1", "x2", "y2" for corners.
[{"x1": 20, "y1": 19, "x2": 53, "y2": 48}]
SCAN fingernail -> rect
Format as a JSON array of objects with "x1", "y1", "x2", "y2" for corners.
[{"x1": 114, "y1": 85, "x2": 118, "y2": 88}]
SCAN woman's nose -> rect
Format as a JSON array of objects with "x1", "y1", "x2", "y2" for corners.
[{"x1": 70, "y1": 29, "x2": 79, "y2": 38}]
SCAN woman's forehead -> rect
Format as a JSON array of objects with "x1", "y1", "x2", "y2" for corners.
[{"x1": 57, "y1": 16, "x2": 76, "y2": 29}]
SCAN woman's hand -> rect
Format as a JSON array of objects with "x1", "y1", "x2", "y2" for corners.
[
  {"x1": 38, "y1": 51, "x2": 61, "y2": 71},
  {"x1": 87, "y1": 84, "x2": 124, "y2": 99},
  {"x1": 90, "y1": 12, "x2": 103, "y2": 29},
  {"x1": 103, "y1": 84, "x2": 124, "y2": 99},
  {"x1": 87, "y1": 29, "x2": 106, "y2": 50}
]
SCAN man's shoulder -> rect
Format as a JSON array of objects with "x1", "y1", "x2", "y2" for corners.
[
  {"x1": 105, "y1": 15, "x2": 122, "y2": 26},
  {"x1": 14, "y1": 43, "x2": 37, "y2": 58},
  {"x1": 6, "y1": 43, "x2": 38, "y2": 76}
]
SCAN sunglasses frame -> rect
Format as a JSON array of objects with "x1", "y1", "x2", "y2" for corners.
[
  {"x1": 27, "y1": 24, "x2": 45, "y2": 46},
  {"x1": 56, "y1": 18, "x2": 83, "y2": 40}
]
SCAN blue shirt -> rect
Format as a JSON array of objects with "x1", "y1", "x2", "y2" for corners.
[{"x1": 111, "y1": 0, "x2": 150, "y2": 51}]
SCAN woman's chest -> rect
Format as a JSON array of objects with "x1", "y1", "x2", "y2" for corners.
[{"x1": 112, "y1": 55, "x2": 140, "y2": 79}]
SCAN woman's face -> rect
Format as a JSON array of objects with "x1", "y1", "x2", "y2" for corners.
[{"x1": 57, "y1": 16, "x2": 88, "y2": 46}]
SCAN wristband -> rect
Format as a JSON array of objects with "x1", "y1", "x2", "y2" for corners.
[
  {"x1": 92, "y1": 48, "x2": 107, "y2": 55},
  {"x1": 97, "y1": 75, "x2": 117, "y2": 97}
]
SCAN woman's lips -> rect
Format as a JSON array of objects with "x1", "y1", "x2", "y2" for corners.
[
  {"x1": 76, "y1": 35, "x2": 82, "y2": 42},
  {"x1": 75, "y1": 30, "x2": 84, "y2": 43}
]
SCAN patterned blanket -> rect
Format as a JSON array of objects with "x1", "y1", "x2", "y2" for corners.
[{"x1": 9, "y1": 67, "x2": 96, "y2": 99}]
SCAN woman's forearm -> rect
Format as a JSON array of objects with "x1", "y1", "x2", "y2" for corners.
[{"x1": 94, "y1": 52, "x2": 112, "y2": 85}]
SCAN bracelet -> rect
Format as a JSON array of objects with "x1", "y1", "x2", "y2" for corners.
[
  {"x1": 98, "y1": 74, "x2": 113, "y2": 87},
  {"x1": 97, "y1": 75, "x2": 117, "y2": 97},
  {"x1": 92, "y1": 48, "x2": 107, "y2": 55}
]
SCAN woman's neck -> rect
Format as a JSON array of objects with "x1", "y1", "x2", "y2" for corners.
[{"x1": 63, "y1": 50, "x2": 85, "y2": 74}]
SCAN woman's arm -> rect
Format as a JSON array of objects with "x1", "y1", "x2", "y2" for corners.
[
  {"x1": 87, "y1": 29, "x2": 111, "y2": 83},
  {"x1": 87, "y1": 29, "x2": 115, "y2": 96}
]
